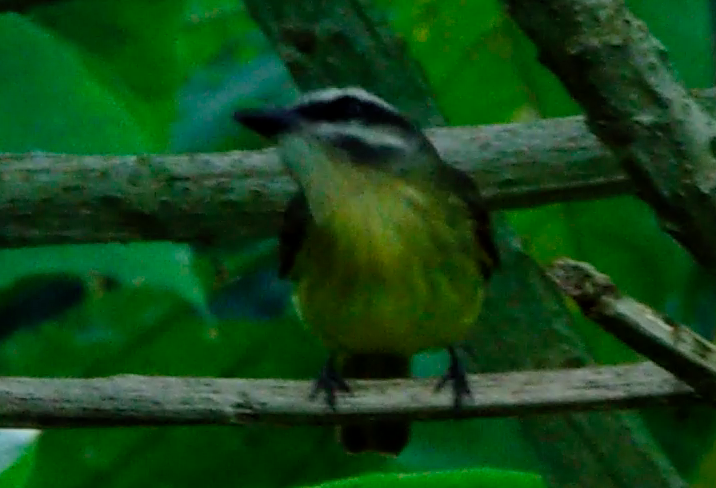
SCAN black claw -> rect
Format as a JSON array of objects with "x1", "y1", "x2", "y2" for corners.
[
  {"x1": 435, "y1": 346, "x2": 472, "y2": 409},
  {"x1": 310, "y1": 356, "x2": 351, "y2": 410}
]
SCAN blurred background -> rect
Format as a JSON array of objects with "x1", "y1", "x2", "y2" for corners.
[{"x1": 0, "y1": 0, "x2": 714, "y2": 487}]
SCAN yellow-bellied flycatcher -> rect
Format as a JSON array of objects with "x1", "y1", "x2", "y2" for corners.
[{"x1": 234, "y1": 87, "x2": 499, "y2": 456}]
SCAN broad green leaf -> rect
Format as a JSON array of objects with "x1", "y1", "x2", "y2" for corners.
[
  {"x1": 0, "y1": 13, "x2": 148, "y2": 154},
  {"x1": 30, "y1": 0, "x2": 187, "y2": 147},
  {"x1": 300, "y1": 469, "x2": 545, "y2": 488},
  {"x1": 692, "y1": 434, "x2": 716, "y2": 488}
]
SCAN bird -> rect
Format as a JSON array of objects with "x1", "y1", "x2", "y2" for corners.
[{"x1": 234, "y1": 87, "x2": 499, "y2": 456}]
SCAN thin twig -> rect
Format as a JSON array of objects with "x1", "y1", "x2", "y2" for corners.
[
  {"x1": 0, "y1": 364, "x2": 694, "y2": 429},
  {"x1": 550, "y1": 258, "x2": 716, "y2": 403}
]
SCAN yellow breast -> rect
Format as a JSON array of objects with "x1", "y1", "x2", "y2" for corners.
[{"x1": 290, "y1": 171, "x2": 485, "y2": 357}]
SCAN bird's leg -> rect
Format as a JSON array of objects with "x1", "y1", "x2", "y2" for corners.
[
  {"x1": 435, "y1": 345, "x2": 472, "y2": 408},
  {"x1": 310, "y1": 355, "x2": 351, "y2": 410}
]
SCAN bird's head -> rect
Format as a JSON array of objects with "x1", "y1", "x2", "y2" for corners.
[{"x1": 234, "y1": 87, "x2": 438, "y2": 185}]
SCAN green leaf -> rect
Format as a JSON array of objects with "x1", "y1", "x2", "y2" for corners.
[
  {"x1": 627, "y1": 0, "x2": 712, "y2": 88},
  {"x1": 300, "y1": 469, "x2": 545, "y2": 488},
  {"x1": 30, "y1": 0, "x2": 187, "y2": 146},
  {"x1": 0, "y1": 13, "x2": 149, "y2": 153}
]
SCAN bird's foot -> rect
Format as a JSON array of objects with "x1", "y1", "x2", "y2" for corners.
[
  {"x1": 435, "y1": 346, "x2": 472, "y2": 408},
  {"x1": 310, "y1": 356, "x2": 351, "y2": 410}
]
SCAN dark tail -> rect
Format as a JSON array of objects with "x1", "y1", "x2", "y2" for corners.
[{"x1": 338, "y1": 353, "x2": 411, "y2": 456}]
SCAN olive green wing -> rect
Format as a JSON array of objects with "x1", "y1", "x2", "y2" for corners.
[
  {"x1": 278, "y1": 192, "x2": 311, "y2": 279},
  {"x1": 438, "y1": 162, "x2": 500, "y2": 280}
]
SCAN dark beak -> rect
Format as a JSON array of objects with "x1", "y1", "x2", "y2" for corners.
[{"x1": 233, "y1": 109, "x2": 299, "y2": 138}]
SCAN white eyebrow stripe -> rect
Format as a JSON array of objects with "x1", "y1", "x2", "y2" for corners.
[
  {"x1": 294, "y1": 87, "x2": 400, "y2": 114},
  {"x1": 313, "y1": 122, "x2": 410, "y2": 150}
]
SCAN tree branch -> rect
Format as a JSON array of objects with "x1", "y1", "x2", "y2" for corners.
[
  {"x1": 0, "y1": 116, "x2": 625, "y2": 248},
  {"x1": 550, "y1": 258, "x2": 716, "y2": 403},
  {"x1": 0, "y1": 364, "x2": 694, "y2": 429},
  {"x1": 503, "y1": 0, "x2": 716, "y2": 275},
  {"x1": 2, "y1": 86, "x2": 715, "y2": 249}
]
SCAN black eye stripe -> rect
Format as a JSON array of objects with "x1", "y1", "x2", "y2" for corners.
[{"x1": 294, "y1": 96, "x2": 414, "y2": 130}]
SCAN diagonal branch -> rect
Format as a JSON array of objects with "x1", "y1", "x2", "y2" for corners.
[
  {"x1": 0, "y1": 364, "x2": 694, "y2": 429},
  {"x1": 550, "y1": 258, "x2": 716, "y2": 403},
  {"x1": 503, "y1": 0, "x2": 716, "y2": 275}
]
